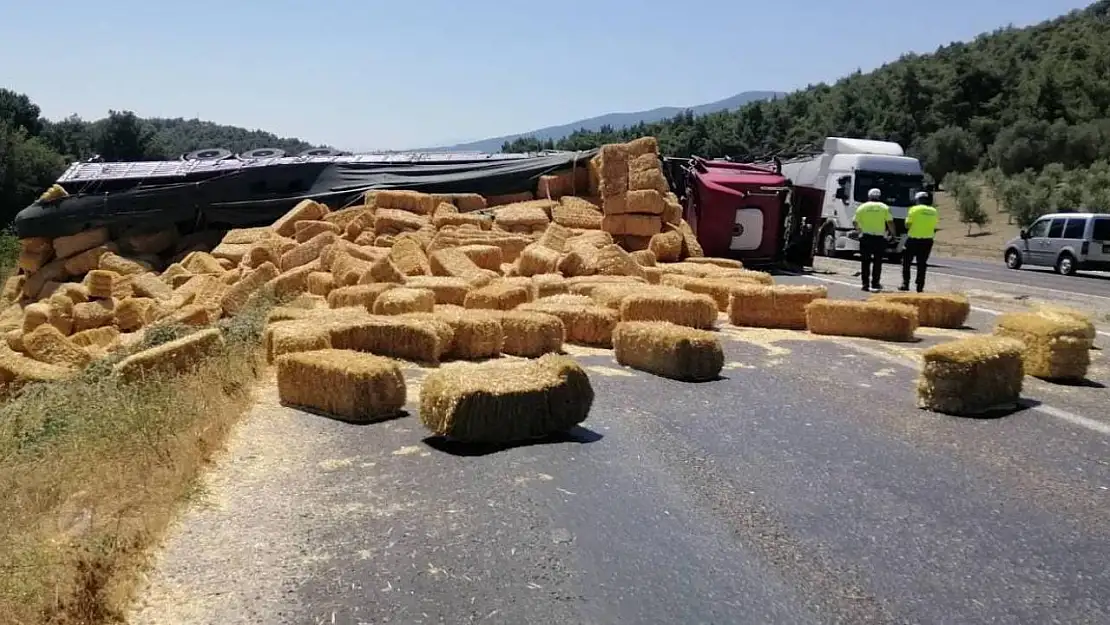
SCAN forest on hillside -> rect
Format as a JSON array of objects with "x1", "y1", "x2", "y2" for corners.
[
  {"x1": 505, "y1": 1, "x2": 1110, "y2": 226},
  {"x1": 0, "y1": 92, "x2": 321, "y2": 224}
]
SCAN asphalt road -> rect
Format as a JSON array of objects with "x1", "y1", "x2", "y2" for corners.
[
  {"x1": 130, "y1": 280, "x2": 1110, "y2": 625},
  {"x1": 819, "y1": 254, "x2": 1110, "y2": 300}
]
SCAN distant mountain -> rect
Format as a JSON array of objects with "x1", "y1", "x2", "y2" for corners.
[{"x1": 428, "y1": 91, "x2": 783, "y2": 153}]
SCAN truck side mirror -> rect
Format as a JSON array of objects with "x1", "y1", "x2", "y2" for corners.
[{"x1": 1020, "y1": 229, "x2": 1029, "y2": 240}]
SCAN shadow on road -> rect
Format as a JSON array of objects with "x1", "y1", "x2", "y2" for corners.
[
  {"x1": 951, "y1": 398, "x2": 1043, "y2": 421},
  {"x1": 423, "y1": 426, "x2": 604, "y2": 457},
  {"x1": 1039, "y1": 377, "x2": 1107, "y2": 389},
  {"x1": 284, "y1": 403, "x2": 412, "y2": 426}
]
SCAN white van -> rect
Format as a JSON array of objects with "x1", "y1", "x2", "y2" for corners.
[{"x1": 1003, "y1": 212, "x2": 1110, "y2": 276}]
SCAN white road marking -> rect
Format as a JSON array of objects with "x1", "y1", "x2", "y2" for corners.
[{"x1": 801, "y1": 274, "x2": 1110, "y2": 338}]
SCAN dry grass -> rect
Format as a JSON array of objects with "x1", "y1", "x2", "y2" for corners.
[{"x1": 0, "y1": 297, "x2": 272, "y2": 625}]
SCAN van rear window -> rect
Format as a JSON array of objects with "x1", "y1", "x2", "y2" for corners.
[
  {"x1": 1094, "y1": 217, "x2": 1110, "y2": 241},
  {"x1": 1063, "y1": 218, "x2": 1088, "y2": 239}
]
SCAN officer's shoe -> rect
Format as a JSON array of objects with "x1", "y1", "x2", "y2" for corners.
[
  {"x1": 898, "y1": 284, "x2": 910, "y2": 292},
  {"x1": 861, "y1": 285, "x2": 870, "y2": 292},
  {"x1": 871, "y1": 284, "x2": 883, "y2": 292}
]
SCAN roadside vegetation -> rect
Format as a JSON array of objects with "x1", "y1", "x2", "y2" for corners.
[{"x1": 0, "y1": 232, "x2": 272, "y2": 624}]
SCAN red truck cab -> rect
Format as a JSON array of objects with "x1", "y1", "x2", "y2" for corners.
[{"x1": 681, "y1": 157, "x2": 814, "y2": 267}]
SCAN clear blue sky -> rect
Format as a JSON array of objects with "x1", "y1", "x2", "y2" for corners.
[{"x1": 0, "y1": 0, "x2": 1094, "y2": 151}]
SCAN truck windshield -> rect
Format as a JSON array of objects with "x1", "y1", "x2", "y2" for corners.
[{"x1": 853, "y1": 171, "x2": 924, "y2": 206}]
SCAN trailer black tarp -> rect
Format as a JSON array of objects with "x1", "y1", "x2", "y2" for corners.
[{"x1": 13, "y1": 150, "x2": 598, "y2": 239}]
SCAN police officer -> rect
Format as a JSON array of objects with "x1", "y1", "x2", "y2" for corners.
[
  {"x1": 853, "y1": 188, "x2": 895, "y2": 292},
  {"x1": 901, "y1": 191, "x2": 939, "y2": 292}
]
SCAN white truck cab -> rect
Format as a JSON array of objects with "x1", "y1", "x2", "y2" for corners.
[{"x1": 781, "y1": 137, "x2": 927, "y2": 258}]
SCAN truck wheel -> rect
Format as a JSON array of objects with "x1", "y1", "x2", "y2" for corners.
[{"x1": 1055, "y1": 252, "x2": 1078, "y2": 276}]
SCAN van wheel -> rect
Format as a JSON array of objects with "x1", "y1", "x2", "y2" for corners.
[
  {"x1": 1056, "y1": 252, "x2": 1078, "y2": 276},
  {"x1": 1004, "y1": 249, "x2": 1022, "y2": 270}
]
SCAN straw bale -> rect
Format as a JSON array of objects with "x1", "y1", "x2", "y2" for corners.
[
  {"x1": 239, "y1": 242, "x2": 277, "y2": 269},
  {"x1": 321, "y1": 240, "x2": 386, "y2": 270},
  {"x1": 993, "y1": 312, "x2": 1090, "y2": 381},
  {"x1": 538, "y1": 294, "x2": 595, "y2": 306},
  {"x1": 24, "y1": 324, "x2": 92, "y2": 369},
  {"x1": 727, "y1": 284, "x2": 828, "y2": 329},
  {"x1": 565, "y1": 275, "x2": 647, "y2": 295},
  {"x1": 272, "y1": 199, "x2": 329, "y2": 237},
  {"x1": 625, "y1": 190, "x2": 666, "y2": 215},
  {"x1": 452, "y1": 194, "x2": 488, "y2": 212},
  {"x1": 488, "y1": 310, "x2": 565, "y2": 357},
  {"x1": 1032, "y1": 305, "x2": 1097, "y2": 343},
  {"x1": 603, "y1": 214, "x2": 662, "y2": 238},
  {"x1": 433, "y1": 212, "x2": 491, "y2": 230},
  {"x1": 265, "y1": 261, "x2": 320, "y2": 300},
  {"x1": 430, "y1": 248, "x2": 496, "y2": 286},
  {"x1": 72, "y1": 299, "x2": 116, "y2": 332},
  {"x1": 53, "y1": 282, "x2": 90, "y2": 305},
  {"x1": 628, "y1": 168, "x2": 669, "y2": 194},
  {"x1": 677, "y1": 220, "x2": 704, "y2": 257},
  {"x1": 525, "y1": 274, "x2": 562, "y2": 299},
  {"x1": 329, "y1": 253, "x2": 373, "y2": 286},
  {"x1": 413, "y1": 306, "x2": 503, "y2": 360},
  {"x1": 6, "y1": 329, "x2": 26, "y2": 354},
  {"x1": 805, "y1": 300, "x2": 918, "y2": 342},
  {"x1": 630, "y1": 249, "x2": 657, "y2": 267},
  {"x1": 625, "y1": 136, "x2": 659, "y2": 157},
  {"x1": 419, "y1": 354, "x2": 593, "y2": 443},
  {"x1": 70, "y1": 325, "x2": 122, "y2": 352},
  {"x1": 494, "y1": 277, "x2": 537, "y2": 300},
  {"x1": 291, "y1": 220, "x2": 341, "y2": 244},
  {"x1": 629, "y1": 152, "x2": 660, "y2": 173},
  {"x1": 114, "y1": 327, "x2": 225, "y2": 381},
  {"x1": 537, "y1": 170, "x2": 579, "y2": 200},
  {"x1": 18, "y1": 244, "x2": 52, "y2": 273},
  {"x1": 602, "y1": 194, "x2": 630, "y2": 216},
  {"x1": 98, "y1": 253, "x2": 151, "y2": 276},
  {"x1": 870, "y1": 293, "x2": 971, "y2": 329},
  {"x1": 551, "y1": 198, "x2": 603, "y2": 229},
  {"x1": 597, "y1": 144, "x2": 630, "y2": 198},
  {"x1": 43, "y1": 294, "x2": 75, "y2": 335},
  {"x1": 486, "y1": 191, "x2": 534, "y2": 207},
  {"x1": 20, "y1": 236, "x2": 51, "y2": 255},
  {"x1": 23, "y1": 259, "x2": 68, "y2": 300},
  {"x1": 280, "y1": 231, "x2": 338, "y2": 272},
  {"x1": 123, "y1": 227, "x2": 178, "y2": 255},
  {"x1": 264, "y1": 320, "x2": 334, "y2": 363},
  {"x1": 613, "y1": 321, "x2": 723, "y2": 381},
  {"x1": 537, "y1": 222, "x2": 572, "y2": 252},
  {"x1": 220, "y1": 261, "x2": 280, "y2": 316},
  {"x1": 54, "y1": 227, "x2": 110, "y2": 259},
  {"x1": 276, "y1": 349, "x2": 406, "y2": 422},
  {"x1": 115, "y1": 298, "x2": 162, "y2": 332},
  {"x1": 329, "y1": 316, "x2": 447, "y2": 364},
  {"x1": 429, "y1": 231, "x2": 532, "y2": 264},
  {"x1": 402, "y1": 276, "x2": 472, "y2": 306},
  {"x1": 328, "y1": 283, "x2": 397, "y2": 309},
  {"x1": 464, "y1": 282, "x2": 530, "y2": 311},
  {"x1": 582, "y1": 283, "x2": 651, "y2": 309},
  {"x1": 375, "y1": 208, "x2": 429, "y2": 233},
  {"x1": 131, "y1": 272, "x2": 173, "y2": 301},
  {"x1": 0, "y1": 345, "x2": 74, "y2": 388},
  {"x1": 189, "y1": 274, "x2": 231, "y2": 314},
  {"x1": 596, "y1": 244, "x2": 646, "y2": 278},
  {"x1": 21, "y1": 302, "x2": 49, "y2": 335},
  {"x1": 221, "y1": 227, "x2": 276, "y2": 245},
  {"x1": 2, "y1": 275, "x2": 25, "y2": 304},
  {"x1": 556, "y1": 247, "x2": 599, "y2": 277},
  {"x1": 219, "y1": 266, "x2": 243, "y2": 285},
  {"x1": 916, "y1": 336, "x2": 1025, "y2": 415},
  {"x1": 389, "y1": 237, "x2": 431, "y2": 276},
  {"x1": 619, "y1": 288, "x2": 717, "y2": 329},
  {"x1": 344, "y1": 210, "x2": 377, "y2": 241},
  {"x1": 662, "y1": 192, "x2": 683, "y2": 225},
  {"x1": 494, "y1": 202, "x2": 550, "y2": 230},
  {"x1": 516, "y1": 243, "x2": 561, "y2": 277},
  {"x1": 83, "y1": 270, "x2": 133, "y2": 300},
  {"x1": 518, "y1": 300, "x2": 618, "y2": 347},
  {"x1": 375, "y1": 190, "x2": 437, "y2": 215},
  {"x1": 372, "y1": 287, "x2": 436, "y2": 316},
  {"x1": 455, "y1": 244, "x2": 502, "y2": 271},
  {"x1": 159, "y1": 263, "x2": 190, "y2": 285},
  {"x1": 323, "y1": 206, "x2": 369, "y2": 230},
  {"x1": 307, "y1": 271, "x2": 336, "y2": 296}
]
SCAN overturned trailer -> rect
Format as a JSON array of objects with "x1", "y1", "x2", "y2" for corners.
[{"x1": 13, "y1": 150, "x2": 597, "y2": 240}]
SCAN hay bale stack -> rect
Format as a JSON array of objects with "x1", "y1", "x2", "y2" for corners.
[
  {"x1": 328, "y1": 283, "x2": 396, "y2": 309},
  {"x1": 728, "y1": 284, "x2": 828, "y2": 330},
  {"x1": 277, "y1": 350, "x2": 406, "y2": 423},
  {"x1": 429, "y1": 248, "x2": 496, "y2": 286},
  {"x1": 419, "y1": 354, "x2": 593, "y2": 443},
  {"x1": 489, "y1": 310, "x2": 565, "y2": 357},
  {"x1": 871, "y1": 293, "x2": 971, "y2": 329},
  {"x1": 993, "y1": 312, "x2": 1091, "y2": 381},
  {"x1": 619, "y1": 288, "x2": 718, "y2": 329},
  {"x1": 613, "y1": 321, "x2": 723, "y2": 382},
  {"x1": 917, "y1": 336, "x2": 1025, "y2": 416},
  {"x1": 805, "y1": 300, "x2": 918, "y2": 342},
  {"x1": 551, "y1": 197, "x2": 603, "y2": 230},
  {"x1": 372, "y1": 287, "x2": 436, "y2": 316},
  {"x1": 518, "y1": 300, "x2": 618, "y2": 347}
]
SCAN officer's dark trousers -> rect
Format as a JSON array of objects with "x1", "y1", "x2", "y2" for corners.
[
  {"x1": 859, "y1": 234, "x2": 887, "y2": 289},
  {"x1": 901, "y1": 237, "x2": 935, "y2": 291}
]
